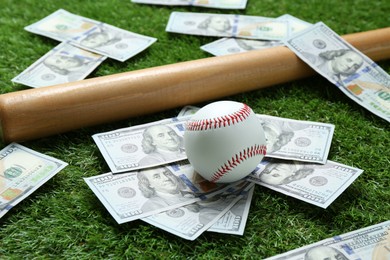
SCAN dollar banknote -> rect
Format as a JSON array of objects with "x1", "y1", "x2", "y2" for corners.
[
  {"x1": 84, "y1": 165, "x2": 200, "y2": 223},
  {"x1": 257, "y1": 114, "x2": 334, "y2": 164},
  {"x1": 0, "y1": 143, "x2": 68, "y2": 218},
  {"x1": 142, "y1": 181, "x2": 253, "y2": 240},
  {"x1": 284, "y1": 22, "x2": 390, "y2": 122},
  {"x1": 166, "y1": 12, "x2": 291, "y2": 40},
  {"x1": 178, "y1": 106, "x2": 335, "y2": 164},
  {"x1": 207, "y1": 184, "x2": 255, "y2": 235},
  {"x1": 265, "y1": 220, "x2": 390, "y2": 259},
  {"x1": 247, "y1": 158, "x2": 363, "y2": 208},
  {"x1": 201, "y1": 38, "x2": 283, "y2": 56},
  {"x1": 200, "y1": 14, "x2": 311, "y2": 56},
  {"x1": 84, "y1": 163, "x2": 236, "y2": 223},
  {"x1": 92, "y1": 116, "x2": 189, "y2": 173},
  {"x1": 12, "y1": 42, "x2": 106, "y2": 88},
  {"x1": 132, "y1": 0, "x2": 248, "y2": 9},
  {"x1": 25, "y1": 9, "x2": 157, "y2": 62}
]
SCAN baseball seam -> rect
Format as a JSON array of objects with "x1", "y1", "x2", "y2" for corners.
[
  {"x1": 186, "y1": 103, "x2": 252, "y2": 131},
  {"x1": 210, "y1": 144, "x2": 267, "y2": 182}
]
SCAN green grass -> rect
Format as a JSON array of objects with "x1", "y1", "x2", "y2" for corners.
[{"x1": 0, "y1": 0, "x2": 389, "y2": 259}]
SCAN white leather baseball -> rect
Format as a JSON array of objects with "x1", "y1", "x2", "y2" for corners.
[{"x1": 184, "y1": 101, "x2": 267, "y2": 183}]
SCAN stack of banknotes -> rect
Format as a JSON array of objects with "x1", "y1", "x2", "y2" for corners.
[
  {"x1": 87, "y1": 106, "x2": 366, "y2": 240},
  {"x1": 1, "y1": 111, "x2": 388, "y2": 257}
]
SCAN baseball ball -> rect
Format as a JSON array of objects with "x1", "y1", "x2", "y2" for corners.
[{"x1": 184, "y1": 101, "x2": 267, "y2": 183}]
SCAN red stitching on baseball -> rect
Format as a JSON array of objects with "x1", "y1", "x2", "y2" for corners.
[
  {"x1": 210, "y1": 144, "x2": 267, "y2": 182},
  {"x1": 186, "y1": 103, "x2": 252, "y2": 131}
]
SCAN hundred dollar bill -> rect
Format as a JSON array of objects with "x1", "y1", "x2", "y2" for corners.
[
  {"x1": 84, "y1": 165, "x2": 200, "y2": 224},
  {"x1": 257, "y1": 114, "x2": 334, "y2": 164},
  {"x1": 92, "y1": 116, "x2": 189, "y2": 173},
  {"x1": 207, "y1": 184, "x2": 255, "y2": 235},
  {"x1": 200, "y1": 14, "x2": 311, "y2": 56},
  {"x1": 132, "y1": 0, "x2": 248, "y2": 9},
  {"x1": 83, "y1": 163, "x2": 235, "y2": 223},
  {"x1": 166, "y1": 12, "x2": 291, "y2": 40},
  {"x1": 12, "y1": 42, "x2": 106, "y2": 88},
  {"x1": 201, "y1": 38, "x2": 283, "y2": 56},
  {"x1": 142, "y1": 180, "x2": 253, "y2": 240},
  {"x1": 0, "y1": 143, "x2": 68, "y2": 218},
  {"x1": 265, "y1": 220, "x2": 390, "y2": 260},
  {"x1": 25, "y1": 9, "x2": 157, "y2": 62},
  {"x1": 177, "y1": 106, "x2": 334, "y2": 164},
  {"x1": 284, "y1": 22, "x2": 390, "y2": 122},
  {"x1": 247, "y1": 158, "x2": 363, "y2": 208}
]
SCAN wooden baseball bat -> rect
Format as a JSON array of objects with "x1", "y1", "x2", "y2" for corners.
[{"x1": 1, "y1": 27, "x2": 390, "y2": 143}]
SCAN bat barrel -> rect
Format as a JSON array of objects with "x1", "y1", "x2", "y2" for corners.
[{"x1": 1, "y1": 27, "x2": 390, "y2": 143}]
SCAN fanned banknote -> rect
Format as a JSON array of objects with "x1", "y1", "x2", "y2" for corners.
[
  {"x1": 0, "y1": 143, "x2": 68, "y2": 218},
  {"x1": 257, "y1": 114, "x2": 334, "y2": 164},
  {"x1": 25, "y1": 9, "x2": 157, "y2": 62},
  {"x1": 166, "y1": 12, "x2": 291, "y2": 40},
  {"x1": 12, "y1": 42, "x2": 106, "y2": 88},
  {"x1": 132, "y1": 0, "x2": 248, "y2": 9},
  {"x1": 142, "y1": 181, "x2": 253, "y2": 240},
  {"x1": 284, "y1": 22, "x2": 390, "y2": 122},
  {"x1": 201, "y1": 38, "x2": 283, "y2": 56},
  {"x1": 247, "y1": 158, "x2": 363, "y2": 208},
  {"x1": 92, "y1": 116, "x2": 189, "y2": 173},
  {"x1": 207, "y1": 184, "x2": 255, "y2": 235},
  {"x1": 265, "y1": 220, "x2": 390, "y2": 259},
  {"x1": 84, "y1": 163, "x2": 235, "y2": 223}
]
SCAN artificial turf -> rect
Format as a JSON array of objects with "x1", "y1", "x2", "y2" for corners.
[{"x1": 0, "y1": 0, "x2": 389, "y2": 259}]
